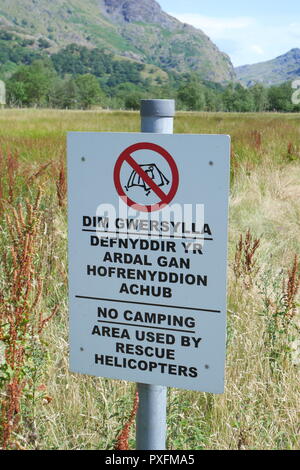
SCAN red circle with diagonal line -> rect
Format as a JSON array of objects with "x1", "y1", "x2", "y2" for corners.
[{"x1": 114, "y1": 142, "x2": 179, "y2": 212}]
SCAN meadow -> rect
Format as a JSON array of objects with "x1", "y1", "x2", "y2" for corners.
[{"x1": 0, "y1": 109, "x2": 299, "y2": 450}]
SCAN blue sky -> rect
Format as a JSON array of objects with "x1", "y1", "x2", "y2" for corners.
[{"x1": 158, "y1": 0, "x2": 300, "y2": 66}]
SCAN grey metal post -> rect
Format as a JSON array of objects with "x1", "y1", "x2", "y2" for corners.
[
  {"x1": 140, "y1": 99, "x2": 175, "y2": 134},
  {"x1": 136, "y1": 99, "x2": 175, "y2": 451}
]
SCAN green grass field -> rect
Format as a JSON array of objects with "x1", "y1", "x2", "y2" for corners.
[{"x1": 0, "y1": 109, "x2": 299, "y2": 450}]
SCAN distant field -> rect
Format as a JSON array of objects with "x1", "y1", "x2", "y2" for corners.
[{"x1": 0, "y1": 109, "x2": 299, "y2": 450}]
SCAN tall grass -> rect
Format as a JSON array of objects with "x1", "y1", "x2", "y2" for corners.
[{"x1": 0, "y1": 109, "x2": 299, "y2": 450}]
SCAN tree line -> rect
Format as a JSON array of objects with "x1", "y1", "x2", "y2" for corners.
[{"x1": 2, "y1": 43, "x2": 300, "y2": 112}]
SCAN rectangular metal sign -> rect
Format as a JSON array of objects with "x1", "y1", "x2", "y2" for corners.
[{"x1": 68, "y1": 132, "x2": 230, "y2": 393}]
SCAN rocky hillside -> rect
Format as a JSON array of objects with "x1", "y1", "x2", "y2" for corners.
[
  {"x1": 0, "y1": 0, "x2": 235, "y2": 82},
  {"x1": 236, "y1": 49, "x2": 300, "y2": 86}
]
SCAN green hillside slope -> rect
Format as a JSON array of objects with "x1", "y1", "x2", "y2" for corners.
[
  {"x1": 0, "y1": 0, "x2": 235, "y2": 83},
  {"x1": 236, "y1": 49, "x2": 300, "y2": 86}
]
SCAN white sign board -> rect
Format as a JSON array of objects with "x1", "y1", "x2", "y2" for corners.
[{"x1": 68, "y1": 132, "x2": 230, "y2": 393}]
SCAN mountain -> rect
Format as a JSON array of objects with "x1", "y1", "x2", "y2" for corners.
[
  {"x1": 236, "y1": 49, "x2": 300, "y2": 86},
  {"x1": 0, "y1": 0, "x2": 235, "y2": 83}
]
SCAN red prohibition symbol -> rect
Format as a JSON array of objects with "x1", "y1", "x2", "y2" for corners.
[{"x1": 114, "y1": 142, "x2": 179, "y2": 212}]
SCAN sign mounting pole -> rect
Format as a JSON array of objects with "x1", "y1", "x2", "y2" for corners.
[
  {"x1": 68, "y1": 99, "x2": 230, "y2": 450},
  {"x1": 136, "y1": 99, "x2": 175, "y2": 450}
]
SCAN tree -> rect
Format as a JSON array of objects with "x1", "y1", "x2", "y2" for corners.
[
  {"x1": 38, "y1": 38, "x2": 51, "y2": 49},
  {"x1": 124, "y1": 92, "x2": 143, "y2": 110},
  {"x1": 177, "y1": 77, "x2": 206, "y2": 111},
  {"x1": 49, "y1": 77, "x2": 80, "y2": 109},
  {"x1": 268, "y1": 82, "x2": 294, "y2": 112},
  {"x1": 233, "y1": 84, "x2": 255, "y2": 112},
  {"x1": 222, "y1": 83, "x2": 255, "y2": 112},
  {"x1": 75, "y1": 74, "x2": 103, "y2": 109},
  {"x1": 114, "y1": 82, "x2": 145, "y2": 110},
  {"x1": 6, "y1": 81, "x2": 27, "y2": 107},
  {"x1": 222, "y1": 83, "x2": 236, "y2": 112},
  {"x1": 249, "y1": 83, "x2": 269, "y2": 112},
  {"x1": 61, "y1": 78, "x2": 80, "y2": 109},
  {"x1": 7, "y1": 59, "x2": 57, "y2": 107},
  {"x1": 204, "y1": 87, "x2": 222, "y2": 111}
]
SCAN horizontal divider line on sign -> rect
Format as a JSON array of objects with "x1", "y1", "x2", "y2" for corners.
[
  {"x1": 97, "y1": 319, "x2": 196, "y2": 334},
  {"x1": 75, "y1": 295, "x2": 221, "y2": 313},
  {"x1": 81, "y1": 229, "x2": 214, "y2": 241}
]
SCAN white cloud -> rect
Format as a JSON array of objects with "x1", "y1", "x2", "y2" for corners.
[
  {"x1": 169, "y1": 12, "x2": 300, "y2": 66},
  {"x1": 250, "y1": 45, "x2": 264, "y2": 56},
  {"x1": 172, "y1": 13, "x2": 255, "y2": 39},
  {"x1": 287, "y1": 22, "x2": 300, "y2": 35}
]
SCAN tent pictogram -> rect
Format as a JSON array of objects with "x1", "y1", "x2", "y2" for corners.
[
  {"x1": 114, "y1": 142, "x2": 179, "y2": 212},
  {"x1": 125, "y1": 163, "x2": 170, "y2": 196}
]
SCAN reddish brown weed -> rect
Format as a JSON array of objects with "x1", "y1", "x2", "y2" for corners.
[
  {"x1": 0, "y1": 150, "x2": 20, "y2": 214},
  {"x1": 286, "y1": 142, "x2": 299, "y2": 161},
  {"x1": 0, "y1": 190, "x2": 58, "y2": 449},
  {"x1": 282, "y1": 255, "x2": 300, "y2": 321},
  {"x1": 115, "y1": 390, "x2": 139, "y2": 450},
  {"x1": 234, "y1": 229, "x2": 260, "y2": 288},
  {"x1": 250, "y1": 130, "x2": 262, "y2": 151},
  {"x1": 56, "y1": 160, "x2": 67, "y2": 208}
]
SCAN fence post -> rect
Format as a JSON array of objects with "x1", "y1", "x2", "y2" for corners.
[{"x1": 136, "y1": 99, "x2": 175, "y2": 451}]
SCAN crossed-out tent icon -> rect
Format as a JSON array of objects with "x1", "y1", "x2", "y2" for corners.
[{"x1": 125, "y1": 163, "x2": 170, "y2": 196}]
